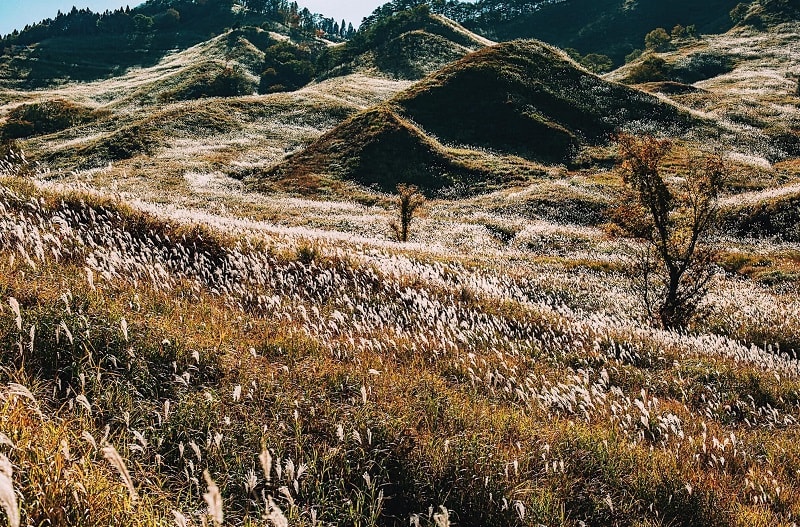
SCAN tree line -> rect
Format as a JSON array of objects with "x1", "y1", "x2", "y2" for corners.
[{"x1": 0, "y1": 0, "x2": 355, "y2": 45}]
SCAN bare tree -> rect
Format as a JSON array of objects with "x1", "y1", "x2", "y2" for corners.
[
  {"x1": 390, "y1": 184, "x2": 425, "y2": 242},
  {"x1": 614, "y1": 134, "x2": 726, "y2": 329}
]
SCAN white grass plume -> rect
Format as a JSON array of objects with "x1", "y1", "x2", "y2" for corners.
[
  {"x1": 101, "y1": 444, "x2": 139, "y2": 503},
  {"x1": 259, "y1": 449, "x2": 272, "y2": 482},
  {"x1": 433, "y1": 506, "x2": 450, "y2": 527},
  {"x1": 265, "y1": 496, "x2": 288, "y2": 527},
  {"x1": 81, "y1": 431, "x2": 97, "y2": 451},
  {"x1": 6, "y1": 383, "x2": 42, "y2": 418},
  {"x1": 203, "y1": 470, "x2": 223, "y2": 526},
  {"x1": 6, "y1": 383, "x2": 35, "y2": 404},
  {"x1": 7, "y1": 298, "x2": 20, "y2": 331},
  {"x1": 0, "y1": 434, "x2": 13, "y2": 449},
  {"x1": 75, "y1": 394, "x2": 92, "y2": 415},
  {"x1": 0, "y1": 454, "x2": 19, "y2": 527}
]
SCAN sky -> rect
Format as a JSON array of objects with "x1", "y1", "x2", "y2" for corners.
[{"x1": 0, "y1": 0, "x2": 387, "y2": 36}]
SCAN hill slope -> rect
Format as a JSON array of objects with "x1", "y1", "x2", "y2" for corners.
[
  {"x1": 608, "y1": 10, "x2": 800, "y2": 161},
  {"x1": 262, "y1": 39, "x2": 701, "y2": 192},
  {"x1": 0, "y1": 0, "x2": 345, "y2": 89},
  {"x1": 319, "y1": 8, "x2": 492, "y2": 81},
  {"x1": 365, "y1": 0, "x2": 741, "y2": 65}
]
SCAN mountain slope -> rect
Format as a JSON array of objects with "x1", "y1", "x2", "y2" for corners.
[
  {"x1": 262, "y1": 39, "x2": 701, "y2": 193},
  {"x1": 319, "y1": 8, "x2": 492, "y2": 81},
  {"x1": 607, "y1": 10, "x2": 800, "y2": 160},
  {"x1": 0, "y1": 0, "x2": 344, "y2": 89},
  {"x1": 470, "y1": 0, "x2": 740, "y2": 63},
  {"x1": 365, "y1": 0, "x2": 741, "y2": 65}
]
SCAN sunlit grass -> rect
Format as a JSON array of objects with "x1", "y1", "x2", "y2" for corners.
[{"x1": 1, "y1": 172, "x2": 800, "y2": 525}]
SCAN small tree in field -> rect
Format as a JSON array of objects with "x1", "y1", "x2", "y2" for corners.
[
  {"x1": 390, "y1": 184, "x2": 425, "y2": 242},
  {"x1": 614, "y1": 134, "x2": 726, "y2": 329}
]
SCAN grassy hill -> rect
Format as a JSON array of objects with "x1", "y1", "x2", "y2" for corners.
[
  {"x1": 470, "y1": 0, "x2": 740, "y2": 64},
  {"x1": 608, "y1": 11, "x2": 800, "y2": 161},
  {"x1": 2, "y1": 1, "x2": 800, "y2": 526},
  {"x1": 261, "y1": 39, "x2": 701, "y2": 193},
  {"x1": 364, "y1": 0, "x2": 742, "y2": 66},
  {"x1": 0, "y1": 0, "x2": 345, "y2": 90},
  {"x1": 318, "y1": 7, "x2": 492, "y2": 81},
  {"x1": 4, "y1": 156, "x2": 800, "y2": 525},
  {"x1": 739, "y1": 0, "x2": 800, "y2": 26}
]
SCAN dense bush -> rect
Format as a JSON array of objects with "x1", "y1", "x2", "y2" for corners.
[
  {"x1": 671, "y1": 52, "x2": 735, "y2": 83},
  {"x1": 644, "y1": 27, "x2": 672, "y2": 51},
  {"x1": 1, "y1": 99, "x2": 101, "y2": 140},
  {"x1": 258, "y1": 41, "x2": 316, "y2": 93},
  {"x1": 77, "y1": 123, "x2": 162, "y2": 162},
  {"x1": 722, "y1": 193, "x2": 800, "y2": 241},
  {"x1": 162, "y1": 65, "x2": 256, "y2": 101},
  {"x1": 625, "y1": 54, "x2": 671, "y2": 83}
]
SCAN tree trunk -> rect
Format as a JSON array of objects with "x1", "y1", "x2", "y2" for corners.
[{"x1": 660, "y1": 267, "x2": 682, "y2": 329}]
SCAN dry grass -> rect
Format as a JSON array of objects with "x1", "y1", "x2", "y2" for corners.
[
  {"x1": 1, "y1": 12, "x2": 800, "y2": 526},
  {"x1": 2, "y1": 173, "x2": 800, "y2": 525}
]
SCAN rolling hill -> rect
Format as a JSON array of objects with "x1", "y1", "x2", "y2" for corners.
[
  {"x1": 366, "y1": 0, "x2": 743, "y2": 65},
  {"x1": 0, "y1": 0, "x2": 350, "y2": 89},
  {"x1": 261, "y1": 39, "x2": 702, "y2": 193},
  {"x1": 319, "y1": 8, "x2": 492, "y2": 81},
  {"x1": 4, "y1": 1, "x2": 800, "y2": 526},
  {"x1": 609, "y1": 5, "x2": 800, "y2": 160}
]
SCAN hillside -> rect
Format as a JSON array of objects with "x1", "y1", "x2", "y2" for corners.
[
  {"x1": 3, "y1": 2, "x2": 800, "y2": 525},
  {"x1": 0, "y1": 0, "x2": 349, "y2": 89},
  {"x1": 319, "y1": 7, "x2": 492, "y2": 81},
  {"x1": 608, "y1": 11, "x2": 800, "y2": 162},
  {"x1": 365, "y1": 0, "x2": 742, "y2": 65},
  {"x1": 262, "y1": 39, "x2": 702, "y2": 193},
  {"x1": 0, "y1": 0, "x2": 747, "y2": 90},
  {"x1": 4, "y1": 143, "x2": 800, "y2": 526}
]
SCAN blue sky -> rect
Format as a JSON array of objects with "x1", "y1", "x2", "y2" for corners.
[{"x1": 0, "y1": 0, "x2": 388, "y2": 36}]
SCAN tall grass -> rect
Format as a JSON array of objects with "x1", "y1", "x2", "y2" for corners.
[{"x1": 2, "y1": 174, "x2": 800, "y2": 525}]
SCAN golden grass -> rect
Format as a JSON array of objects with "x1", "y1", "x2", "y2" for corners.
[{"x1": 1, "y1": 176, "x2": 800, "y2": 525}]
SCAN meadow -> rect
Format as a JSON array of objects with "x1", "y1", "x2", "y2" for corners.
[
  {"x1": 2, "y1": 140, "x2": 800, "y2": 525},
  {"x1": 1, "y1": 6, "x2": 800, "y2": 526}
]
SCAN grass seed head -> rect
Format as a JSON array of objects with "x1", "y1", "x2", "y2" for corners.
[
  {"x1": 203, "y1": 470, "x2": 223, "y2": 526},
  {"x1": 101, "y1": 444, "x2": 139, "y2": 503},
  {"x1": 0, "y1": 454, "x2": 20, "y2": 527}
]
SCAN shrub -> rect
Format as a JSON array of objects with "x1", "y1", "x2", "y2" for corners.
[
  {"x1": 581, "y1": 53, "x2": 614, "y2": 74},
  {"x1": 644, "y1": 28, "x2": 671, "y2": 52},
  {"x1": 721, "y1": 192, "x2": 800, "y2": 241},
  {"x1": 207, "y1": 66, "x2": 254, "y2": 97},
  {"x1": 626, "y1": 55, "x2": 671, "y2": 83},
  {"x1": 161, "y1": 65, "x2": 255, "y2": 101},
  {"x1": 78, "y1": 124, "x2": 161, "y2": 162},
  {"x1": 730, "y1": 2, "x2": 752, "y2": 23},
  {"x1": 671, "y1": 52, "x2": 735, "y2": 84},
  {"x1": 1, "y1": 99, "x2": 100, "y2": 140},
  {"x1": 625, "y1": 49, "x2": 643, "y2": 64},
  {"x1": 258, "y1": 41, "x2": 316, "y2": 94}
]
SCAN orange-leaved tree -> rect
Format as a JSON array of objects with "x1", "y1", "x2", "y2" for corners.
[{"x1": 614, "y1": 134, "x2": 726, "y2": 329}]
